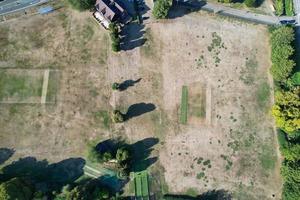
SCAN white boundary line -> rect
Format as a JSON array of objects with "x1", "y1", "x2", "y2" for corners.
[{"x1": 41, "y1": 69, "x2": 49, "y2": 104}]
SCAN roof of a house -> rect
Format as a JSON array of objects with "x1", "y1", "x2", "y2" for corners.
[{"x1": 95, "y1": 0, "x2": 126, "y2": 22}]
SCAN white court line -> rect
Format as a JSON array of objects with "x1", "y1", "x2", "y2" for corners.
[
  {"x1": 41, "y1": 69, "x2": 49, "y2": 104},
  {"x1": 84, "y1": 165, "x2": 103, "y2": 175},
  {"x1": 206, "y1": 84, "x2": 212, "y2": 125}
]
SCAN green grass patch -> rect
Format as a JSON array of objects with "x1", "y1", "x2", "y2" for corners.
[
  {"x1": 180, "y1": 86, "x2": 188, "y2": 124},
  {"x1": 259, "y1": 144, "x2": 276, "y2": 171},
  {"x1": 93, "y1": 110, "x2": 111, "y2": 129},
  {"x1": 0, "y1": 70, "x2": 43, "y2": 102},
  {"x1": 134, "y1": 171, "x2": 149, "y2": 199},
  {"x1": 256, "y1": 81, "x2": 270, "y2": 109},
  {"x1": 185, "y1": 188, "x2": 198, "y2": 197}
]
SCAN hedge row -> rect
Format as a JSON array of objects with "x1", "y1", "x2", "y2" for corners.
[
  {"x1": 274, "y1": 0, "x2": 294, "y2": 16},
  {"x1": 270, "y1": 26, "x2": 300, "y2": 200}
]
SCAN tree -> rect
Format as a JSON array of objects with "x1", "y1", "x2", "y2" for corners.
[
  {"x1": 67, "y1": 0, "x2": 95, "y2": 11},
  {"x1": 116, "y1": 147, "x2": 130, "y2": 163},
  {"x1": 152, "y1": 0, "x2": 172, "y2": 19},
  {"x1": 244, "y1": 0, "x2": 256, "y2": 7},
  {"x1": 270, "y1": 26, "x2": 295, "y2": 82},
  {"x1": 281, "y1": 161, "x2": 300, "y2": 183},
  {"x1": 111, "y1": 110, "x2": 124, "y2": 123},
  {"x1": 109, "y1": 23, "x2": 120, "y2": 52},
  {"x1": 282, "y1": 143, "x2": 300, "y2": 162},
  {"x1": 282, "y1": 182, "x2": 300, "y2": 200},
  {"x1": 92, "y1": 187, "x2": 110, "y2": 199},
  {"x1": 0, "y1": 178, "x2": 33, "y2": 200},
  {"x1": 66, "y1": 186, "x2": 88, "y2": 200},
  {"x1": 272, "y1": 87, "x2": 300, "y2": 134}
]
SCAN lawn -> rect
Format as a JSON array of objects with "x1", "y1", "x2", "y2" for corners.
[{"x1": 0, "y1": 69, "x2": 43, "y2": 103}]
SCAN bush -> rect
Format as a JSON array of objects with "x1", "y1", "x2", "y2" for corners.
[
  {"x1": 67, "y1": 0, "x2": 94, "y2": 11},
  {"x1": 109, "y1": 23, "x2": 120, "y2": 52},
  {"x1": 152, "y1": 0, "x2": 172, "y2": 19},
  {"x1": 112, "y1": 82, "x2": 120, "y2": 90},
  {"x1": 218, "y1": 0, "x2": 233, "y2": 3},
  {"x1": 285, "y1": 0, "x2": 294, "y2": 16},
  {"x1": 116, "y1": 147, "x2": 130, "y2": 163},
  {"x1": 244, "y1": 0, "x2": 256, "y2": 7},
  {"x1": 282, "y1": 182, "x2": 300, "y2": 200},
  {"x1": 275, "y1": 0, "x2": 284, "y2": 15},
  {"x1": 111, "y1": 110, "x2": 124, "y2": 123},
  {"x1": 270, "y1": 26, "x2": 295, "y2": 83}
]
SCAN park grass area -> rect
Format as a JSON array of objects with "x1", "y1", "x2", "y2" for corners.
[
  {"x1": 180, "y1": 86, "x2": 188, "y2": 124},
  {"x1": 0, "y1": 69, "x2": 44, "y2": 103}
]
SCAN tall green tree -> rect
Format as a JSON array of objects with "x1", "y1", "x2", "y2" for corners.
[
  {"x1": 270, "y1": 26, "x2": 295, "y2": 82},
  {"x1": 0, "y1": 178, "x2": 33, "y2": 200},
  {"x1": 272, "y1": 87, "x2": 300, "y2": 134}
]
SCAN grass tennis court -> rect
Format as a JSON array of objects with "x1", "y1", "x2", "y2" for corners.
[
  {"x1": 134, "y1": 171, "x2": 149, "y2": 200},
  {"x1": 180, "y1": 86, "x2": 188, "y2": 124}
]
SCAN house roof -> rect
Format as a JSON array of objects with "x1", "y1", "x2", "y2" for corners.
[{"x1": 95, "y1": 0, "x2": 126, "y2": 22}]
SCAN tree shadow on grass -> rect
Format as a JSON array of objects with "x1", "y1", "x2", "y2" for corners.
[
  {"x1": 164, "y1": 189, "x2": 232, "y2": 200},
  {"x1": 168, "y1": 1, "x2": 206, "y2": 19},
  {"x1": 119, "y1": 78, "x2": 142, "y2": 91},
  {"x1": 0, "y1": 157, "x2": 85, "y2": 193},
  {"x1": 120, "y1": 22, "x2": 146, "y2": 51},
  {"x1": 130, "y1": 137, "x2": 159, "y2": 172},
  {"x1": 124, "y1": 102, "x2": 156, "y2": 121},
  {"x1": 0, "y1": 148, "x2": 14, "y2": 165}
]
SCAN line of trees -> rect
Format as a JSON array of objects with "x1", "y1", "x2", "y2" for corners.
[
  {"x1": 67, "y1": 0, "x2": 95, "y2": 11},
  {"x1": 270, "y1": 26, "x2": 300, "y2": 200}
]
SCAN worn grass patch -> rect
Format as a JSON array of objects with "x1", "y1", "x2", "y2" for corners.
[
  {"x1": 93, "y1": 110, "x2": 111, "y2": 129},
  {"x1": 46, "y1": 70, "x2": 60, "y2": 103},
  {"x1": 256, "y1": 81, "x2": 270, "y2": 109},
  {"x1": 259, "y1": 143, "x2": 276, "y2": 171},
  {"x1": 185, "y1": 187, "x2": 198, "y2": 197},
  {"x1": 180, "y1": 86, "x2": 188, "y2": 124}
]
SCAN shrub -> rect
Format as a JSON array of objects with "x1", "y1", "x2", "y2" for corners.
[
  {"x1": 152, "y1": 0, "x2": 172, "y2": 19},
  {"x1": 244, "y1": 0, "x2": 256, "y2": 7},
  {"x1": 111, "y1": 110, "x2": 124, "y2": 123},
  {"x1": 67, "y1": 0, "x2": 94, "y2": 11},
  {"x1": 112, "y1": 82, "x2": 120, "y2": 90},
  {"x1": 218, "y1": 0, "x2": 233, "y2": 3},
  {"x1": 116, "y1": 147, "x2": 130, "y2": 163},
  {"x1": 0, "y1": 178, "x2": 33, "y2": 200},
  {"x1": 282, "y1": 182, "x2": 300, "y2": 200},
  {"x1": 109, "y1": 23, "x2": 120, "y2": 52}
]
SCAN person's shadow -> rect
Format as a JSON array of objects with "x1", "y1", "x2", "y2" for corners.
[
  {"x1": 119, "y1": 78, "x2": 142, "y2": 91},
  {"x1": 124, "y1": 102, "x2": 156, "y2": 120}
]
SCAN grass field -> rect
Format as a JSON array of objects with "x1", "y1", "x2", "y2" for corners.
[
  {"x1": 0, "y1": 69, "x2": 43, "y2": 103},
  {"x1": 180, "y1": 86, "x2": 188, "y2": 124}
]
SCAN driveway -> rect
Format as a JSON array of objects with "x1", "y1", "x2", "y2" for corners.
[{"x1": 0, "y1": 0, "x2": 47, "y2": 16}]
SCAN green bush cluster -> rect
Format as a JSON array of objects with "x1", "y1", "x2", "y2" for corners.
[
  {"x1": 218, "y1": 0, "x2": 233, "y2": 3},
  {"x1": 109, "y1": 23, "x2": 121, "y2": 52},
  {"x1": 270, "y1": 26, "x2": 295, "y2": 83},
  {"x1": 67, "y1": 0, "x2": 94, "y2": 11},
  {"x1": 152, "y1": 0, "x2": 172, "y2": 19},
  {"x1": 270, "y1": 26, "x2": 300, "y2": 200}
]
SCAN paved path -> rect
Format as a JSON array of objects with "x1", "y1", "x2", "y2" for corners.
[
  {"x1": 176, "y1": 1, "x2": 295, "y2": 25},
  {"x1": 41, "y1": 69, "x2": 49, "y2": 104},
  {"x1": 0, "y1": 0, "x2": 47, "y2": 16}
]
